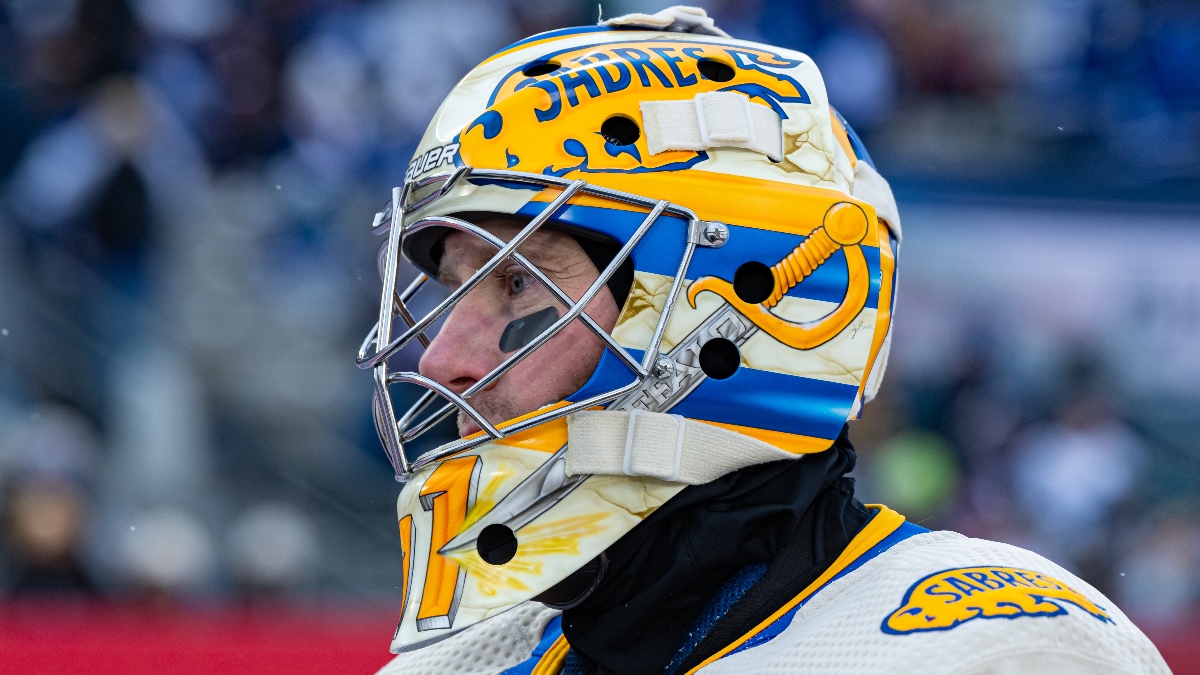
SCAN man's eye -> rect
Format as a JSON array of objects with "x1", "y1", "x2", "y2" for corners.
[{"x1": 508, "y1": 272, "x2": 528, "y2": 295}]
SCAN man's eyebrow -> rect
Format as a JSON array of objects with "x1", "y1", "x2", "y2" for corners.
[
  {"x1": 435, "y1": 232, "x2": 577, "y2": 288},
  {"x1": 516, "y1": 239, "x2": 575, "y2": 273},
  {"x1": 436, "y1": 248, "x2": 499, "y2": 287}
]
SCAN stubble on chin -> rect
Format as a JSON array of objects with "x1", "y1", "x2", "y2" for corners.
[{"x1": 456, "y1": 392, "x2": 525, "y2": 437}]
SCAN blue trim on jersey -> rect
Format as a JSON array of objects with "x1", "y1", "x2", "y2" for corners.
[
  {"x1": 725, "y1": 520, "x2": 929, "y2": 658},
  {"x1": 500, "y1": 615, "x2": 564, "y2": 675},
  {"x1": 497, "y1": 520, "x2": 926, "y2": 674}
]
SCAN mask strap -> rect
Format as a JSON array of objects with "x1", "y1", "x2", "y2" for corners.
[
  {"x1": 569, "y1": 409, "x2": 827, "y2": 485},
  {"x1": 641, "y1": 92, "x2": 783, "y2": 162}
]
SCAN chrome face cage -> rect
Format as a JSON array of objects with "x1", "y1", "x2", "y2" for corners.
[{"x1": 357, "y1": 166, "x2": 709, "y2": 481}]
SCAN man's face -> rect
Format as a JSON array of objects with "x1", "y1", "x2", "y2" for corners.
[{"x1": 417, "y1": 216, "x2": 620, "y2": 437}]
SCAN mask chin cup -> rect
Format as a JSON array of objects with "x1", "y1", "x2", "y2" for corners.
[
  {"x1": 498, "y1": 306, "x2": 561, "y2": 353},
  {"x1": 534, "y1": 552, "x2": 608, "y2": 610}
]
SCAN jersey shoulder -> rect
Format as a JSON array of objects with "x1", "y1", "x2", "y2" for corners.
[
  {"x1": 703, "y1": 530, "x2": 1171, "y2": 675},
  {"x1": 374, "y1": 602, "x2": 560, "y2": 675}
]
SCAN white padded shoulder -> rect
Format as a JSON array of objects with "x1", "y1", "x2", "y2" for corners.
[{"x1": 699, "y1": 532, "x2": 1169, "y2": 674}]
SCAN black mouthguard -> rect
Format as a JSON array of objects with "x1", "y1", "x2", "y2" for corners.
[{"x1": 498, "y1": 306, "x2": 560, "y2": 353}]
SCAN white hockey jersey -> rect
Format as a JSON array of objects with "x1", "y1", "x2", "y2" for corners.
[{"x1": 376, "y1": 506, "x2": 1170, "y2": 675}]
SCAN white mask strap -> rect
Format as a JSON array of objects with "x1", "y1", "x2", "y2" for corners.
[
  {"x1": 641, "y1": 92, "x2": 783, "y2": 162},
  {"x1": 569, "y1": 409, "x2": 819, "y2": 484}
]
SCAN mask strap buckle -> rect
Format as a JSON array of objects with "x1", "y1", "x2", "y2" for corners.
[{"x1": 621, "y1": 409, "x2": 689, "y2": 481}]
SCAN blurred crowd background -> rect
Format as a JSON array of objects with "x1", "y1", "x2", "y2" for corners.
[{"x1": 0, "y1": 0, "x2": 1198, "y2": 660}]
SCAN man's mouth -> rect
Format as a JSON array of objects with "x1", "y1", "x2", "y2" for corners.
[
  {"x1": 456, "y1": 382, "x2": 503, "y2": 438},
  {"x1": 458, "y1": 395, "x2": 564, "y2": 440}
]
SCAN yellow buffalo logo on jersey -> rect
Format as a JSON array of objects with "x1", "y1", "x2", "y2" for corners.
[
  {"x1": 882, "y1": 567, "x2": 1112, "y2": 635},
  {"x1": 454, "y1": 40, "x2": 811, "y2": 177}
]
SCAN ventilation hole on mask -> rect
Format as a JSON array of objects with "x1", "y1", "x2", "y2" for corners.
[
  {"x1": 697, "y1": 59, "x2": 735, "y2": 82},
  {"x1": 699, "y1": 338, "x2": 740, "y2": 380},
  {"x1": 600, "y1": 115, "x2": 640, "y2": 146},
  {"x1": 522, "y1": 60, "x2": 560, "y2": 77},
  {"x1": 477, "y1": 524, "x2": 518, "y2": 565},
  {"x1": 733, "y1": 261, "x2": 776, "y2": 304}
]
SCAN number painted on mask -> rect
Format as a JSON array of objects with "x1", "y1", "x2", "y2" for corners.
[
  {"x1": 396, "y1": 514, "x2": 415, "y2": 627},
  {"x1": 415, "y1": 456, "x2": 481, "y2": 631}
]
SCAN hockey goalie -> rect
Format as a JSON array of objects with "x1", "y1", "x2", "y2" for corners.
[{"x1": 357, "y1": 7, "x2": 1170, "y2": 674}]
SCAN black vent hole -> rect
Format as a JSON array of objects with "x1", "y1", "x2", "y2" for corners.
[
  {"x1": 477, "y1": 524, "x2": 518, "y2": 565},
  {"x1": 600, "y1": 115, "x2": 641, "y2": 146},
  {"x1": 699, "y1": 338, "x2": 741, "y2": 380},
  {"x1": 734, "y1": 261, "x2": 776, "y2": 304},
  {"x1": 697, "y1": 59, "x2": 735, "y2": 82},
  {"x1": 522, "y1": 61, "x2": 560, "y2": 77}
]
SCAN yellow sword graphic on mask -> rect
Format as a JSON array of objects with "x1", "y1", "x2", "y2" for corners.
[{"x1": 687, "y1": 202, "x2": 871, "y2": 350}]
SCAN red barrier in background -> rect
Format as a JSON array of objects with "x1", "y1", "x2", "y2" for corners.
[
  {"x1": 0, "y1": 600, "x2": 1194, "y2": 674},
  {"x1": 0, "y1": 600, "x2": 397, "y2": 674}
]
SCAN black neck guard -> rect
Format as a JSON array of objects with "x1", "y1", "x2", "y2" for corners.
[{"x1": 560, "y1": 425, "x2": 870, "y2": 675}]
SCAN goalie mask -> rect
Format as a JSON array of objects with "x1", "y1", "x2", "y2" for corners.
[{"x1": 358, "y1": 14, "x2": 901, "y2": 653}]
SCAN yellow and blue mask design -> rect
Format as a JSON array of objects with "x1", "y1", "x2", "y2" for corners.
[
  {"x1": 883, "y1": 567, "x2": 1113, "y2": 635},
  {"x1": 371, "y1": 22, "x2": 902, "y2": 653},
  {"x1": 456, "y1": 40, "x2": 811, "y2": 176}
]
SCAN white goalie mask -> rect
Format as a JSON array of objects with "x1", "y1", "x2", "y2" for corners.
[{"x1": 357, "y1": 19, "x2": 901, "y2": 653}]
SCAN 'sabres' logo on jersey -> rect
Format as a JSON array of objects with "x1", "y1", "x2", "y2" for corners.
[
  {"x1": 882, "y1": 566, "x2": 1112, "y2": 635},
  {"x1": 453, "y1": 39, "x2": 812, "y2": 178}
]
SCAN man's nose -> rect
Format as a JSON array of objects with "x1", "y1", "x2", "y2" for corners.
[{"x1": 417, "y1": 297, "x2": 501, "y2": 394}]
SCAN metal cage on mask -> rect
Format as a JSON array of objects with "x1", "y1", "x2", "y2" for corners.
[{"x1": 356, "y1": 165, "x2": 729, "y2": 481}]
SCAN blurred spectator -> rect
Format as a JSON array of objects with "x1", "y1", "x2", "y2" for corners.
[
  {"x1": 1116, "y1": 506, "x2": 1200, "y2": 628},
  {"x1": 120, "y1": 505, "x2": 216, "y2": 597},
  {"x1": 0, "y1": 405, "x2": 99, "y2": 595},
  {"x1": 3, "y1": 478, "x2": 95, "y2": 593},
  {"x1": 1011, "y1": 389, "x2": 1145, "y2": 586},
  {"x1": 227, "y1": 501, "x2": 319, "y2": 597}
]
